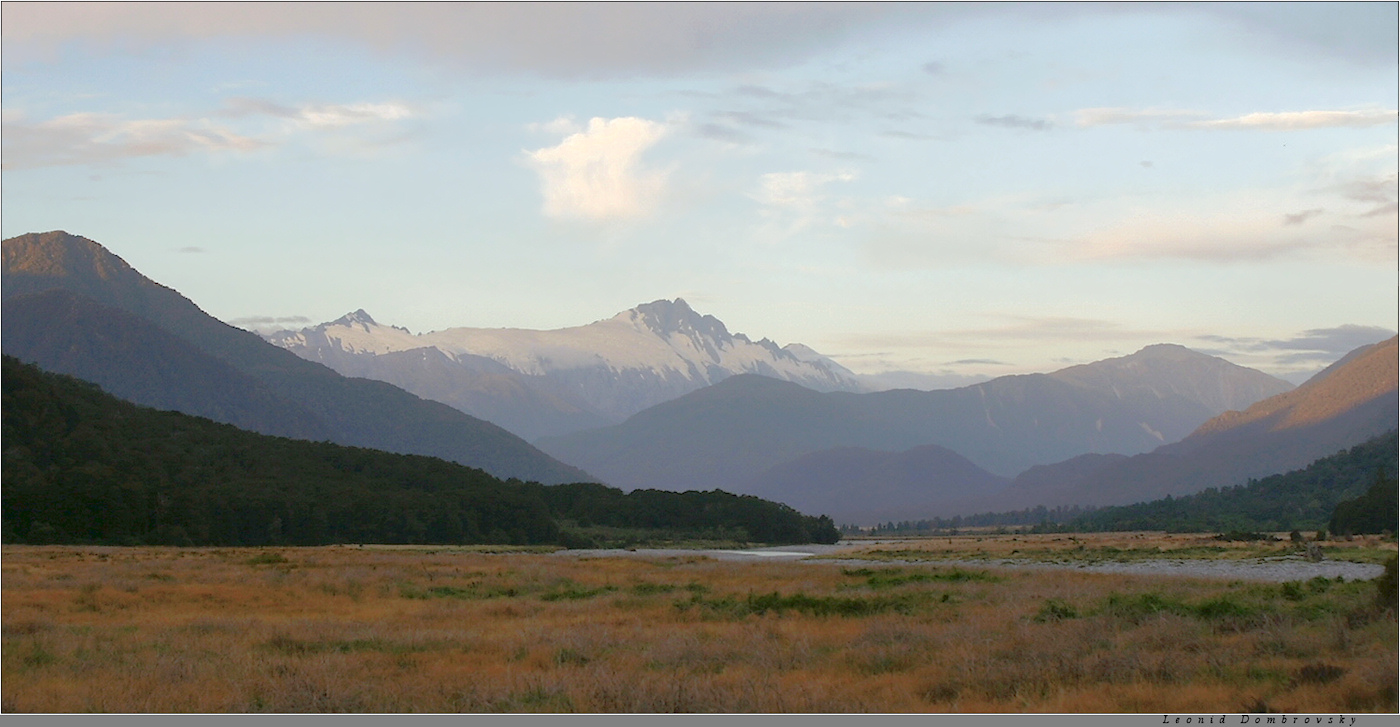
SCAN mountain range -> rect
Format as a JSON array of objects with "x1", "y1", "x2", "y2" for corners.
[
  {"x1": 997, "y1": 335, "x2": 1399, "y2": 511},
  {"x1": 534, "y1": 344, "x2": 1295, "y2": 498},
  {"x1": 749, "y1": 334, "x2": 1397, "y2": 523},
  {"x1": 265, "y1": 299, "x2": 864, "y2": 440},
  {"x1": 1, "y1": 231, "x2": 591, "y2": 485},
  {"x1": 5, "y1": 230, "x2": 1391, "y2": 529}
]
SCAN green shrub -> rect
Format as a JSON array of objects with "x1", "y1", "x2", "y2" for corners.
[{"x1": 1032, "y1": 599, "x2": 1080, "y2": 622}]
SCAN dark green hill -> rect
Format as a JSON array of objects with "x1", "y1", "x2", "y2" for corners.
[
  {"x1": 1, "y1": 356, "x2": 839, "y2": 546},
  {"x1": 1330, "y1": 467, "x2": 1399, "y2": 536},
  {"x1": 1070, "y1": 433, "x2": 1398, "y2": 533}
]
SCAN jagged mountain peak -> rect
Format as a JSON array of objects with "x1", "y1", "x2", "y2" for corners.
[
  {"x1": 265, "y1": 295, "x2": 866, "y2": 433},
  {"x1": 625, "y1": 298, "x2": 733, "y2": 343},
  {"x1": 330, "y1": 309, "x2": 380, "y2": 330}
]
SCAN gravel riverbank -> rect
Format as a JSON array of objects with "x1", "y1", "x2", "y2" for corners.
[{"x1": 555, "y1": 542, "x2": 1388, "y2": 582}]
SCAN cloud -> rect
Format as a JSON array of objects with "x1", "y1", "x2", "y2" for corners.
[
  {"x1": 176, "y1": 246, "x2": 205, "y2": 254},
  {"x1": 0, "y1": 3, "x2": 950, "y2": 78},
  {"x1": 1067, "y1": 211, "x2": 1318, "y2": 263},
  {"x1": 833, "y1": 317, "x2": 1162, "y2": 349},
  {"x1": 1282, "y1": 208, "x2": 1326, "y2": 226},
  {"x1": 527, "y1": 116, "x2": 581, "y2": 136},
  {"x1": 693, "y1": 123, "x2": 753, "y2": 145},
  {"x1": 293, "y1": 102, "x2": 414, "y2": 129},
  {"x1": 3, "y1": 99, "x2": 418, "y2": 169},
  {"x1": 220, "y1": 97, "x2": 416, "y2": 129},
  {"x1": 974, "y1": 114, "x2": 1052, "y2": 131},
  {"x1": 713, "y1": 110, "x2": 788, "y2": 129},
  {"x1": 1075, "y1": 107, "x2": 1398, "y2": 132},
  {"x1": 1332, "y1": 173, "x2": 1398, "y2": 207},
  {"x1": 726, "y1": 81, "x2": 918, "y2": 123},
  {"x1": 1195, "y1": 325, "x2": 1397, "y2": 372},
  {"x1": 1, "y1": 111, "x2": 267, "y2": 169},
  {"x1": 7, "y1": 4, "x2": 1391, "y2": 77},
  {"x1": 753, "y1": 171, "x2": 855, "y2": 209},
  {"x1": 950, "y1": 358, "x2": 1013, "y2": 366},
  {"x1": 227, "y1": 315, "x2": 313, "y2": 332},
  {"x1": 1074, "y1": 107, "x2": 1203, "y2": 128},
  {"x1": 880, "y1": 130, "x2": 942, "y2": 141},
  {"x1": 1188, "y1": 109, "x2": 1397, "y2": 131},
  {"x1": 525, "y1": 116, "x2": 670, "y2": 221}
]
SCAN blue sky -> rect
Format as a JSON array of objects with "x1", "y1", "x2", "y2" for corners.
[{"x1": 3, "y1": 2, "x2": 1396, "y2": 384}]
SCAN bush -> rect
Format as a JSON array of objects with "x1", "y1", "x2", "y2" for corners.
[{"x1": 1377, "y1": 555, "x2": 1398, "y2": 614}]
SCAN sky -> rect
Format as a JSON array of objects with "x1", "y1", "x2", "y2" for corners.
[{"x1": 3, "y1": 2, "x2": 1397, "y2": 385}]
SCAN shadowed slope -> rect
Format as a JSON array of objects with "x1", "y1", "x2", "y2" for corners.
[
  {"x1": 738, "y1": 444, "x2": 1010, "y2": 524},
  {"x1": 1, "y1": 231, "x2": 592, "y2": 484}
]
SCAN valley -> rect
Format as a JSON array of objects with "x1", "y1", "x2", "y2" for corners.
[{"x1": 5, "y1": 4, "x2": 1396, "y2": 717}]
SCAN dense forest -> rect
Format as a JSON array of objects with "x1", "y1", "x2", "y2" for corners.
[
  {"x1": 1330, "y1": 466, "x2": 1399, "y2": 536},
  {"x1": 1, "y1": 356, "x2": 839, "y2": 547},
  {"x1": 1070, "y1": 433, "x2": 1397, "y2": 534}
]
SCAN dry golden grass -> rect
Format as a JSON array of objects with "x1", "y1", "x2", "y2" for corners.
[{"x1": 3, "y1": 539, "x2": 1395, "y2": 713}]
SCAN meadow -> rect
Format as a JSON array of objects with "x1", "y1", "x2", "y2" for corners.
[{"x1": 2, "y1": 534, "x2": 1396, "y2": 713}]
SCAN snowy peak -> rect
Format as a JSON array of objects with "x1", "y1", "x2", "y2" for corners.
[
  {"x1": 782, "y1": 343, "x2": 826, "y2": 362},
  {"x1": 263, "y1": 297, "x2": 866, "y2": 426},
  {"x1": 625, "y1": 298, "x2": 733, "y2": 344},
  {"x1": 267, "y1": 308, "x2": 419, "y2": 356}
]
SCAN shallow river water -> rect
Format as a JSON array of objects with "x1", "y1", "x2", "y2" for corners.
[{"x1": 552, "y1": 541, "x2": 1387, "y2": 582}]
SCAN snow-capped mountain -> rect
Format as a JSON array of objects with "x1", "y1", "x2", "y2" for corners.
[{"x1": 264, "y1": 299, "x2": 864, "y2": 438}]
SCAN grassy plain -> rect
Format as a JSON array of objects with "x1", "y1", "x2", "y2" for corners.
[{"x1": 2, "y1": 534, "x2": 1396, "y2": 713}]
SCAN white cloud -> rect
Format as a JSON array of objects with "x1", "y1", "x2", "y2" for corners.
[
  {"x1": 293, "y1": 102, "x2": 414, "y2": 129},
  {"x1": 1188, "y1": 109, "x2": 1397, "y2": 131},
  {"x1": 1074, "y1": 106, "x2": 1398, "y2": 131},
  {"x1": 1074, "y1": 107, "x2": 1204, "y2": 128},
  {"x1": 525, "y1": 116, "x2": 670, "y2": 221}
]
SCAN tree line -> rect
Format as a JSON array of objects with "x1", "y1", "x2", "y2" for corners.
[{"x1": 2, "y1": 356, "x2": 838, "y2": 547}]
